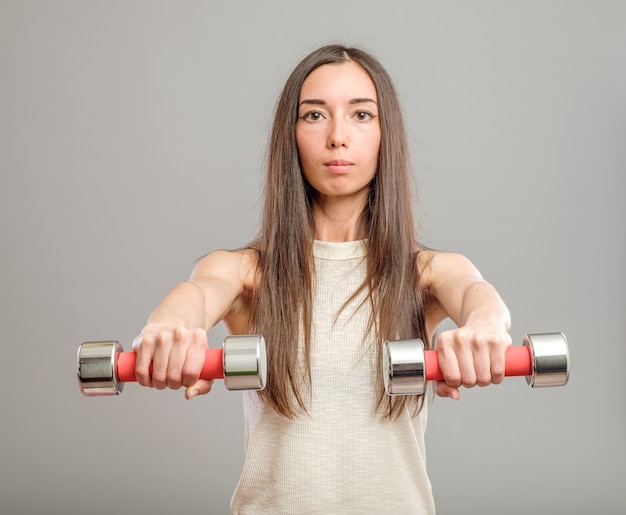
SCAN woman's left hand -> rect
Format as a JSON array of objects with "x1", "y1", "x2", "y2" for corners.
[{"x1": 435, "y1": 325, "x2": 512, "y2": 400}]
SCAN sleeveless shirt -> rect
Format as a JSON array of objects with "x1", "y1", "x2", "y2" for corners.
[{"x1": 230, "y1": 240, "x2": 435, "y2": 514}]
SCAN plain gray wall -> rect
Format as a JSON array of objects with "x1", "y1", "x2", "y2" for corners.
[{"x1": 1, "y1": 1, "x2": 624, "y2": 514}]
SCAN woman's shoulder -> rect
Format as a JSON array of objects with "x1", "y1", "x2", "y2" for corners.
[
  {"x1": 417, "y1": 250, "x2": 478, "y2": 273},
  {"x1": 416, "y1": 249, "x2": 480, "y2": 290},
  {"x1": 191, "y1": 248, "x2": 260, "y2": 333},
  {"x1": 192, "y1": 247, "x2": 260, "y2": 291}
]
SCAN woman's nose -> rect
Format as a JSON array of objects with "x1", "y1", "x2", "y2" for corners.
[{"x1": 327, "y1": 119, "x2": 349, "y2": 149}]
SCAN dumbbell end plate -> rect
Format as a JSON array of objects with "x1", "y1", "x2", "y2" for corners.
[
  {"x1": 524, "y1": 333, "x2": 570, "y2": 387},
  {"x1": 223, "y1": 335, "x2": 267, "y2": 391},
  {"x1": 383, "y1": 338, "x2": 426, "y2": 396},
  {"x1": 77, "y1": 341, "x2": 124, "y2": 396}
]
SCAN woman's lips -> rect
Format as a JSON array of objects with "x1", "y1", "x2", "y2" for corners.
[{"x1": 324, "y1": 159, "x2": 354, "y2": 174}]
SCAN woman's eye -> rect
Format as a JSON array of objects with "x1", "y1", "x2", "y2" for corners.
[
  {"x1": 302, "y1": 111, "x2": 324, "y2": 121},
  {"x1": 355, "y1": 111, "x2": 374, "y2": 121}
]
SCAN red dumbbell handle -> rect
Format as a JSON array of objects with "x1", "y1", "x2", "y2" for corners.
[
  {"x1": 424, "y1": 346, "x2": 532, "y2": 381},
  {"x1": 116, "y1": 348, "x2": 224, "y2": 383},
  {"x1": 117, "y1": 344, "x2": 533, "y2": 383}
]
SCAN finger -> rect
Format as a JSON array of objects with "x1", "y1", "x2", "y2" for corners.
[
  {"x1": 436, "y1": 341, "x2": 462, "y2": 389},
  {"x1": 151, "y1": 332, "x2": 173, "y2": 390},
  {"x1": 490, "y1": 337, "x2": 511, "y2": 385},
  {"x1": 435, "y1": 381, "x2": 460, "y2": 400},
  {"x1": 133, "y1": 334, "x2": 154, "y2": 387},
  {"x1": 185, "y1": 379, "x2": 213, "y2": 400},
  {"x1": 131, "y1": 334, "x2": 143, "y2": 352},
  {"x1": 181, "y1": 328, "x2": 208, "y2": 388},
  {"x1": 473, "y1": 335, "x2": 493, "y2": 387},
  {"x1": 453, "y1": 334, "x2": 478, "y2": 389},
  {"x1": 166, "y1": 327, "x2": 189, "y2": 390}
]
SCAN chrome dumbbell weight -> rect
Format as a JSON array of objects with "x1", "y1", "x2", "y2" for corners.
[
  {"x1": 383, "y1": 332, "x2": 569, "y2": 395},
  {"x1": 77, "y1": 334, "x2": 267, "y2": 396}
]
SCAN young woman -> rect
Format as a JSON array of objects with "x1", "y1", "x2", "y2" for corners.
[{"x1": 133, "y1": 44, "x2": 511, "y2": 513}]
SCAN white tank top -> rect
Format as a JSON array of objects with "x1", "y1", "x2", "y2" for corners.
[{"x1": 231, "y1": 240, "x2": 435, "y2": 514}]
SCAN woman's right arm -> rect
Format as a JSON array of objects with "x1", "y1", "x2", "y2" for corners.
[{"x1": 133, "y1": 249, "x2": 257, "y2": 399}]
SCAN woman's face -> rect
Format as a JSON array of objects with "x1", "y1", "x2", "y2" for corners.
[{"x1": 296, "y1": 61, "x2": 381, "y2": 203}]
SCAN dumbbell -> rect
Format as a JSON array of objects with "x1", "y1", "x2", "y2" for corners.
[
  {"x1": 77, "y1": 334, "x2": 266, "y2": 396},
  {"x1": 383, "y1": 332, "x2": 569, "y2": 395}
]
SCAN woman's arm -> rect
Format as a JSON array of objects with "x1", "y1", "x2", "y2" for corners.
[
  {"x1": 133, "y1": 249, "x2": 257, "y2": 399},
  {"x1": 420, "y1": 251, "x2": 512, "y2": 400}
]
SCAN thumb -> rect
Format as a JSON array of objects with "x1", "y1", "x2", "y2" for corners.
[
  {"x1": 435, "y1": 381, "x2": 461, "y2": 401},
  {"x1": 185, "y1": 379, "x2": 214, "y2": 400}
]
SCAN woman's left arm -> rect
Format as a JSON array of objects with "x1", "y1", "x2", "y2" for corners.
[{"x1": 420, "y1": 251, "x2": 512, "y2": 400}]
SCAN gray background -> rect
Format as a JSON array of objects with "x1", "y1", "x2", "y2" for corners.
[{"x1": 1, "y1": 1, "x2": 624, "y2": 514}]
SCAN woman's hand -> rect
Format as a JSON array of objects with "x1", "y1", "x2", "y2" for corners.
[
  {"x1": 132, "y1": 325, "x2": 213, "y2": 399},
  {"x1": 418, "y1": 252, "x2": 512, "y2": 400},
  {"x1": 435, "y1": 324, "x2": 512, "y2": 400}
]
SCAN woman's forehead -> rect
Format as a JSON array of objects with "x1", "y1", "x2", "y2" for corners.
[{"x1": 299, "y1": 61, "x2": 377, "y2": 103}]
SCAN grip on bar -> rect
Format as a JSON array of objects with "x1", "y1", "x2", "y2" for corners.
[
  {"x1": 383, "y1": 332, "x2": 569, "y2": 395},
  {"x1": 423, "y1": 346, "x2": 533, "y2": 381},
  {"x1": 77, "y1": 334, "x2": 266, "y2": 396},
  {"x1": 116, "y1": 348, "x2": 225, "y2": 383}
]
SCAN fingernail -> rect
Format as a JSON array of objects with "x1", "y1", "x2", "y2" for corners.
[{"x1": 188, "y1": 389, "x2": 199, "y2": 399}]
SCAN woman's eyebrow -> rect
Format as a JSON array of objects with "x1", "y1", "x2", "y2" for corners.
[
  {"x1": 349, "y1": 97, "x2": 378, "y2": 105},
  {"x1": 299, "y1": 99, "x2": 326, "y2": 107},
  {"x1": 298, "y1": 97, "x2": 378, "y2": 107}
]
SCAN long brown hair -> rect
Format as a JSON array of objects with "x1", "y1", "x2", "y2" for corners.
[{"x1": 251, "y1": 44, "x2": 429, "y2": 419}]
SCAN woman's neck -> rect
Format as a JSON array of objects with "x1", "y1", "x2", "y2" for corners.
[{"x1": 312, "y1": 194, "x2": 367, "y2": 242}]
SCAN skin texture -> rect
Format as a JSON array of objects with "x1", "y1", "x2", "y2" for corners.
[{"x1": 133, "y1": 61, "x2": 511, "y2": 402}]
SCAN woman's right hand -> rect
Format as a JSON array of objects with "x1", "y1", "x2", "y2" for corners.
[{"x1": 132, "y1": 325, "x2": 214, "y2": 399}]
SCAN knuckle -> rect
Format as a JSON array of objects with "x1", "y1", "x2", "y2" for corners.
[
  {"x1": 460, "y1": 370, "x2": 477, "y2": 388},
  {"x1": 455, "y1": 327, "x2": 474, "y2": 343},
  {"x1": 181, "y1": 372, "x2": 197, "y2": 388},
  {"x1": 445, "y1": 373, "x2": 461, "y2": 387},
  {"x1": 476, "y1": 373, "x2": 491, "y2": 386},
  {"x1": 437, "y1": 331, "x2": 456, "y2": 349},
  {"x1": 182, "y1": 364, "x2": 199, "y2": 380},
  {"x1": 491, "y1": 365, "x2": 505, "y2": 377},
  {"x1": 173, "y1": 326, "x2": 186, "y2": 342},
  {"x1": 155, "y1": 333, "x2": 171, "y2": 350},
  {"x1": 167, "y1": 372, "x2": 182, "y2": 389},
  {"x1": 473, "y1": 333, "x2": 489, "y2": 346},
  {"x1": 152, "y1": 370, "x2": 166, "y2": 385},
  {"x1": 461, "y1": 378, "x2": 477, "y2": 388},
  {"x1": 136, "y1": 375, "x2": 150, "y2": 387},
  {"x1": 192, "y1": 327, "x2": 207, "y2": 340},
  {"x1": 181, "y1": 377, "x2": 195, "y2": 388}
]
